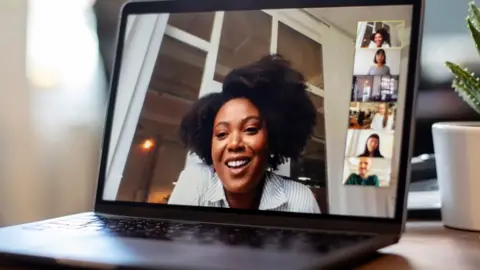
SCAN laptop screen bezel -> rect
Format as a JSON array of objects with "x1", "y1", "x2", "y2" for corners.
[{"x1": 94, "y1": 0, "x2": 424, "y2": 234}]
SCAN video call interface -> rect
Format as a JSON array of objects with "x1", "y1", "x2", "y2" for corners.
[{"x1": 104, "y1": 6, "x2": 413, "y2": 218}]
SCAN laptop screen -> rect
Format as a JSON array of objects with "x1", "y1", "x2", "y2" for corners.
[{"x1": 103, "y1": 4, "x2": 414, "y2": 219}]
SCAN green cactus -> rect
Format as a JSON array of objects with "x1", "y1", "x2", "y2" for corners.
[{"x1": 445, "y1": 1, "x2": 480, "y2": 114}]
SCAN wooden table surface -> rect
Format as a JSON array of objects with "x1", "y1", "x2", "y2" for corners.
[
  {"x1": 1, "y1": 222, "x2": 479, "y2": 269},
  {"x1": 358, "y1": 222, "x2": 480, "y2": 269}
]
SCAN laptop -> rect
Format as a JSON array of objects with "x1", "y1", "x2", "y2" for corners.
[{"x1": 0, "y1": 0, "x2": 423, "y2": 269}]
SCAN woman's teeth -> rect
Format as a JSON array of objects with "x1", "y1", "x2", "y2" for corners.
[{"x1": 227, "y1": 159, "x2": 249, "y2": 168}]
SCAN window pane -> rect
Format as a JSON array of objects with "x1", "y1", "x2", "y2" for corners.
[
  {"x1": 290, "y1": 144, "x2": 327, "y2": 187},
  {"x1": 214, "y1": 11, "x2": 271, "y2": 82},
  {"x1": 289, "y1": 90, "x2": 327, "y2": 210},
  {"x1": 150, "y1": 36, "x2": 207, "y2": 101},
  {"x1": 290, "y1": 136, "x2": 328, "y2": 211},
  {"x1": 117, "y1": 37, "x2": 207, "y2": 202},
  {"x1": 276, "y1": 21, "x2": 326, "y2": 204},
  {"x1": 277, "y1": 22, "x2": 324, "y2": 89},
  {"x1": 167, "y1": 12, "x2": 215, "y2": 41},
  {"x1": 380, "y1": 75, "x2": 399, "y2": 101},
  {"x1": 361, "y1": 25, "x2": 374, "y2": 47}
]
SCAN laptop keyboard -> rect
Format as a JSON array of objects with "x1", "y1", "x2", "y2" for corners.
[{"x1": 23, "y1": 215, "x2": 374, "y2": 253}]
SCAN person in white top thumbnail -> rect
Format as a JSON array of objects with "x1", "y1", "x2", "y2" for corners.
[{"x1": 370, "y1": 103, "x2": 394, "y2": 131}]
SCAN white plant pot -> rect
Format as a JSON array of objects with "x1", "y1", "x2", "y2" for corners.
[{"x1": 432, "y1": 122, "x2": 480, "y2": 231}]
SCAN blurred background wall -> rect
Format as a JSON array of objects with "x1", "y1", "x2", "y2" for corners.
[
  {"x1": 0, "y1": 0, "x2": 106, "y2": 226},
  {"x1": 0, "y1": 0, "x2": 41, "y2": 226}
]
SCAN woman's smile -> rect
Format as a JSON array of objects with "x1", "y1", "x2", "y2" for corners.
[{"x1": 224, "y1": 156, "x2": 252, "y2": 176}]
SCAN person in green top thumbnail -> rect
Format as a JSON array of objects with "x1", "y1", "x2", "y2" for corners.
[{"x1": 345, "y1": 157, "x2": 379, "y2": 187}]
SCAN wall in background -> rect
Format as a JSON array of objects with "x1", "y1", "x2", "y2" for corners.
[
  {"x1": 0, "y1": 0, "x2": 107, "y2": 226},
  {"x1": 0, "y1": 0, "x2": 42, "y2": 227}
]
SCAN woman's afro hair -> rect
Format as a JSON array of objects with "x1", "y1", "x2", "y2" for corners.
[{"x1": 179, "y1": 54, "x2": 317, "y2": 170}]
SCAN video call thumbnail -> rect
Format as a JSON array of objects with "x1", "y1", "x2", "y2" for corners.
[
  {"x1": 351, "y1": 75, "x2": 399, "y2": 103},
  {"x1": 343, "y1": 157, "x2": 392, "y2": 187},
  {"x1": 353, "y1": 49, "x2": 401, "y2": 76},
  {"x1": 349, "y1": 102, "x2": 396, "y2": 131},
  {"x1": 344, "y1": 129, "x2": 395, "y2": 159},
  {"x1": 356, "y1": 21, "x2": 405, "y2": 49}
]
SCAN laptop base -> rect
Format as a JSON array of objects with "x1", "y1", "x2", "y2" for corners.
[{"x1": 0, "y1": 212, "x2": 395, "y2": 270}]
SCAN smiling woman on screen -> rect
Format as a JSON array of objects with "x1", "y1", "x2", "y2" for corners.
[
  {"x1": 368, "y1": 28, "x2": 391, "y2": 48},
  {"x1": 357, "y1": 133, "x2": 384, "y2": 158},
  {"x1": 168, "y1": 55, "x2": 320, "y2": 214}
]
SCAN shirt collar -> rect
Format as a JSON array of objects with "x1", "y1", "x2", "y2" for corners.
[{"x1": 205, "y1": 171, "x2": 288, "y2": 210}]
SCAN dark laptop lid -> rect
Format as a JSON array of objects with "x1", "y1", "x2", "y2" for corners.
[{"x1": 94, "y1": 0, "x2": 423, "y2": 234}]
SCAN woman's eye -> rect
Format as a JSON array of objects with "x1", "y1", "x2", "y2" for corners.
[
  {"x1": 215, "y1": 132, "x2": 227, "y2": 139},
  {"x1": 245, "y1": 127, "x2": 259, "y2": 134}
]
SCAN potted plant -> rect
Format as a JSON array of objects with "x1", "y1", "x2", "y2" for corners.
[{"x1": 433, "y1": 1, "x2": 480, "y2": 231}]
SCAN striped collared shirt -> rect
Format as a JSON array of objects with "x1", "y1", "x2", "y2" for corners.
[{"x1": 168, "y1": 163, "x2": 321, "y2": 214}]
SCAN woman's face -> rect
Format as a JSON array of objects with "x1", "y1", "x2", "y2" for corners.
[
  {"x1": 375, "y1": 53, "x2": 385, "y2": 64},
  {"x1": 374, "y1": 33, "x2": 383, "y2": 47},
  {"x1": 367, "y1": 137, "x2": 379, "y2": 152},
  {"x1": 358, "y1": 158, "x2": 371, "y2": 177},
  {"x1": 211, "y1": 98, "x2": 269, "y2": 195},
  {"x1": 378, "y1": 104, "x2": 386, "y2": 114}
]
